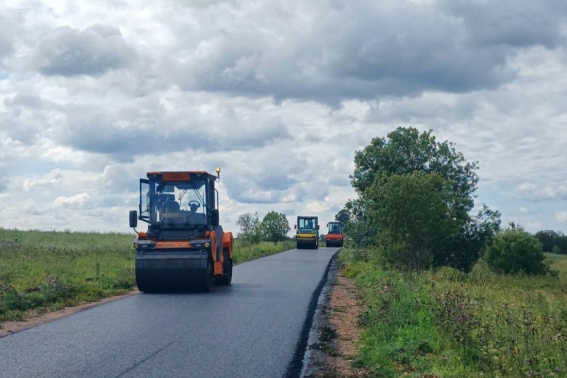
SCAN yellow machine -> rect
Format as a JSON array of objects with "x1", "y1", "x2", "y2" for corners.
[{"x1": 295, "y1": 215, "x2": 319, "y2": 249}]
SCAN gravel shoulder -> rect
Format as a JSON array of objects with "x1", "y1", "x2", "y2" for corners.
[{"x1": 302, "y1": 264, "x2": 368, "y2": 377}]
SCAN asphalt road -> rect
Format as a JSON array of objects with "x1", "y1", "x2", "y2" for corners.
[{"x1": 0, "y1": 247, "x2": 338, "y2": 378}]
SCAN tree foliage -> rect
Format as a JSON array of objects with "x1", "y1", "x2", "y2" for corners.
[
  {"x1": 368, "y1": 172, "x2": 459, "y2": 271},
  {"x1": 484, "y1": 228, "x2": 549, "y2": 275},
  {"x1": 534, "y1": 230, "x2": 567, "y2": 254},
  {"x1": 344, "y1": 126, "x2": 500, "y2": 271},
  {"x1": 335, "y1": 209, "x2": 351, "y2": 224},
  {"x1": 261, "y1": 211, "x2": 290, "y2": 245},
  {"x1": 342, "y1": 198, "x2": 376, "y2": 249},
  {"x1": 351, "y1": 127, "x2": 478, "y2": 216},
  {"x1": 447, "y1": 204, "x2": 501, "y2": 271},
  {"x1": 236, "y1": 212, "x2": 262, "y2": 245}
]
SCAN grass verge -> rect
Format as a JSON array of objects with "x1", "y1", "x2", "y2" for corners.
[
  {"x1": 0, "y1": 228, "x2": 293, "y2": 323},
  {"x1": 338, "y1": 249, "x2": 567, "y2": 377}
]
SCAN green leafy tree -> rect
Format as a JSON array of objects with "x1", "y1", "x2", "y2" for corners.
[
  {"x1": 342, "y1": 198, "x2": 376, "y2": 249},
  {"x1": 348, "y1": 126, "x2": 500, "y2": 271},
  {"x1": 261, "y1": 211, "x2": 290, "y2": 245},
  {"x1": 535, "y1": 230, "x2": 558, "y2": 252},
  {"x1": 484, "y1": 227, "x2": 549, "y2": 275},
  {"x1": 368, "y1": 172, "x2": 459, "y2": 271},
  {"x1": 335, "y1": 209, "x2": 351, "y2": 224},
  {"x1": 448, "y1": 204, "x2": 502, "y2": 271},
  {"x1": 557, "y1": 234, "x2": 567, "y2": 254},
  {"x1": 236, "y1": 212, "x2": 262, "y2": 245},
  {"x1": 534, "y1": 230, "x2": 567, "y2": 254}
]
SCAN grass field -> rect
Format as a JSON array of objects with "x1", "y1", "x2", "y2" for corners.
[
  {"x1": 339, "y1": 250, "x2": 567, "y2": 377},
  {"x1": 0, "y1": 228, "x2": 294, "y2": 323}
]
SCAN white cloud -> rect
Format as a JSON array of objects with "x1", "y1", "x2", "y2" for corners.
[
  {"x1": 23, "y1": 170, "x2": 63, "y2": 191},
  {"x1": 519, "y1": 207, "x2": 535, "y2": 214},
  {"x1": 514, "y1": 182, "x2": 567, "y2": 201},
  {"x1": 32, "y1": 24, "x2": 136, "y2": 76},
  {"x1": 0, "y1": 0, "x2": 566, "y2": 235},
  {"x1": 557, "y1": 212, "x2": 567, "y2": 223},
  {"x1": 54, "y1": 193, "x2": 91, "y2": 209}
]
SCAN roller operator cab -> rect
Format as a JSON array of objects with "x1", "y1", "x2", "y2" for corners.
[
  {"x1": 129, "y1": 169, "x2": 234, "y2": 292},
  {"x1": 325, "y1": 221, "x2": 344, "y2": 247},
  {"x1": 295, "y1": 215, "x2": 319, "y2": 249}
]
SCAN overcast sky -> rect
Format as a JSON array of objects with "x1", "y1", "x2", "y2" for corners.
[{"x1": 1, "y1": 0, "x2": 566, "y2": 236}]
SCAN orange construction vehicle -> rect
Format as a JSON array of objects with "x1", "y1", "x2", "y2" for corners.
[
  {"x1": 129, "y1": 169, "x2": 233, "y2": 292},
  {"x1": 325, "y1": 221, "x2": 344, "y2": 247}
]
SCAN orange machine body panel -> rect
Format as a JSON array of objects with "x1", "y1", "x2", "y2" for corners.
[{"x1": 325, "y1": 233, "x2": 343, "y2": 241}]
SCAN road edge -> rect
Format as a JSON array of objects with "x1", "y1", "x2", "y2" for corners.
[
  {"x1": 0, "y1": 290, "x2": 140, "y2": 338},
  {"x1": 285, "y1": 250, "x2": 338, "y2": 378}
]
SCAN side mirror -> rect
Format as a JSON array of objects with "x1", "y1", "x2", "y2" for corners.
[
  {"x1": 129, "y1": 210, "x2": 138, "y2": 228},
  {"x1": 294, "y1": 225, "x2": 297, "y2": 229},
  {"x1": 317, "y1": 225, "x2": 320, "y2": 230},
  {"x1": 212, "y1": 209, "x2": 219, "y2": 227}
]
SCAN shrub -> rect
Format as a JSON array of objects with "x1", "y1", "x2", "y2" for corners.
[
  {"x1": 468, "y1": 258, "x2": 497, "y2": 281},
  {"x1": 484, "y1": 229, "x2": 549, "y2": 275}
]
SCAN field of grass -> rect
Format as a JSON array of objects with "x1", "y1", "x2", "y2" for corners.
[
  {"x1": 0, "y1": 228, "x2": 294, "y2": 324},
  {"x1": 339, "y1": 250, "x2": 567, "y2": 377}
]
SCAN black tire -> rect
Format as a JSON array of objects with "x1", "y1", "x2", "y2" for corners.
[
  {"x1": 217, "y1": 249, "x2": 233, "y2": 285},
  {"x1": 202, "y1": 259, "x2": 214, "y2": 292},
  {"x1": 224, "y1": 259, "x2": 233, "y2": 285}
]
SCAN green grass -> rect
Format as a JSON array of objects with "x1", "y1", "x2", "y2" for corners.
[
  {"x1": 0, "y1": 228, "x2": 293, "y2": 323},
  {"x1": 339, "y1": 249, "x2": 567, "y2": 377},
  {"x1": 232, "y1": 239, "x2": 295, "y2": 264},
  {"x1": 0, "y1": 228, "x2": 136, "y2": 323}
]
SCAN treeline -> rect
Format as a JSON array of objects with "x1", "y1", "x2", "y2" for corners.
[
  {"x1": 335, "y1": 126, "x2": 564, "y2": 276},
  {"x1": 534, "y1": 229, "x2": 567, "y2": 254},
  {"x1": 236, "y1": 211, "x2": 290, "y2": 245}
]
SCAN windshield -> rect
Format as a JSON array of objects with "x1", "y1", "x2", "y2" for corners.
[
  {"x1": 141, "y1": 178, "x2": 209, "y2": 228},
  {"x1": 298, "y1": 217, "x2": 318, "y2": 230},
  {"x1": 328, "y1": 222, "x2": 342, "y2": 234}
]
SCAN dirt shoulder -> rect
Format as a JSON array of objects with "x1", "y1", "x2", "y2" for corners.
[
  {"x1": 0, "y1": 290, "x2": 139, "y2": 338},
  {"x1": 303, "y1": 268, "x2": 368, "y2": 377}
]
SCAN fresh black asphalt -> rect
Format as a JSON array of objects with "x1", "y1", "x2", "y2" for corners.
[{"x1": 0, "y1": 247, "x2": 338, "y2": 378}]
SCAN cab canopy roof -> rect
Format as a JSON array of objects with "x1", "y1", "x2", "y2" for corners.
[{"x1": 146, "y1": 171, "x2": 217, "y2": 182}]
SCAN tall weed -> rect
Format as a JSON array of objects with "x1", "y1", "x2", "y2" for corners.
[{"x1": 342, "y1": 247, "x2": 567, "y2": 377}]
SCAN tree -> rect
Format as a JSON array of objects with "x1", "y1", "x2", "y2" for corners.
[
  {"x1": 557, "y1": 233, "x2": 567, "y2": 254},
  {"x1": 348, "y1": 126, "x2": 500, "y2": 271},
  {"x1": 335, "y1": 209, "x2": 351, "y2": 224},
  {"x1": 261, "y1": 211, "x2": 290, "y2": 245},
  {"x1": 484, "y1": 228, "x2": 549, "y2": 275},
  {"x1": 367, "y1": 172, "x2": 459, "y2": 271},
  {"x1": 342, "y1": 198, "x2": 376, "y2": 249},
  {"x1": 236, "y1": 212, "x2": 262, "y2": 245},
  {"x1": 534, "y1": 230, "x2": 567, "y2": 254},
  {"x1": 447, "y1": 204, "x2": 501, "y2": 271}
]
